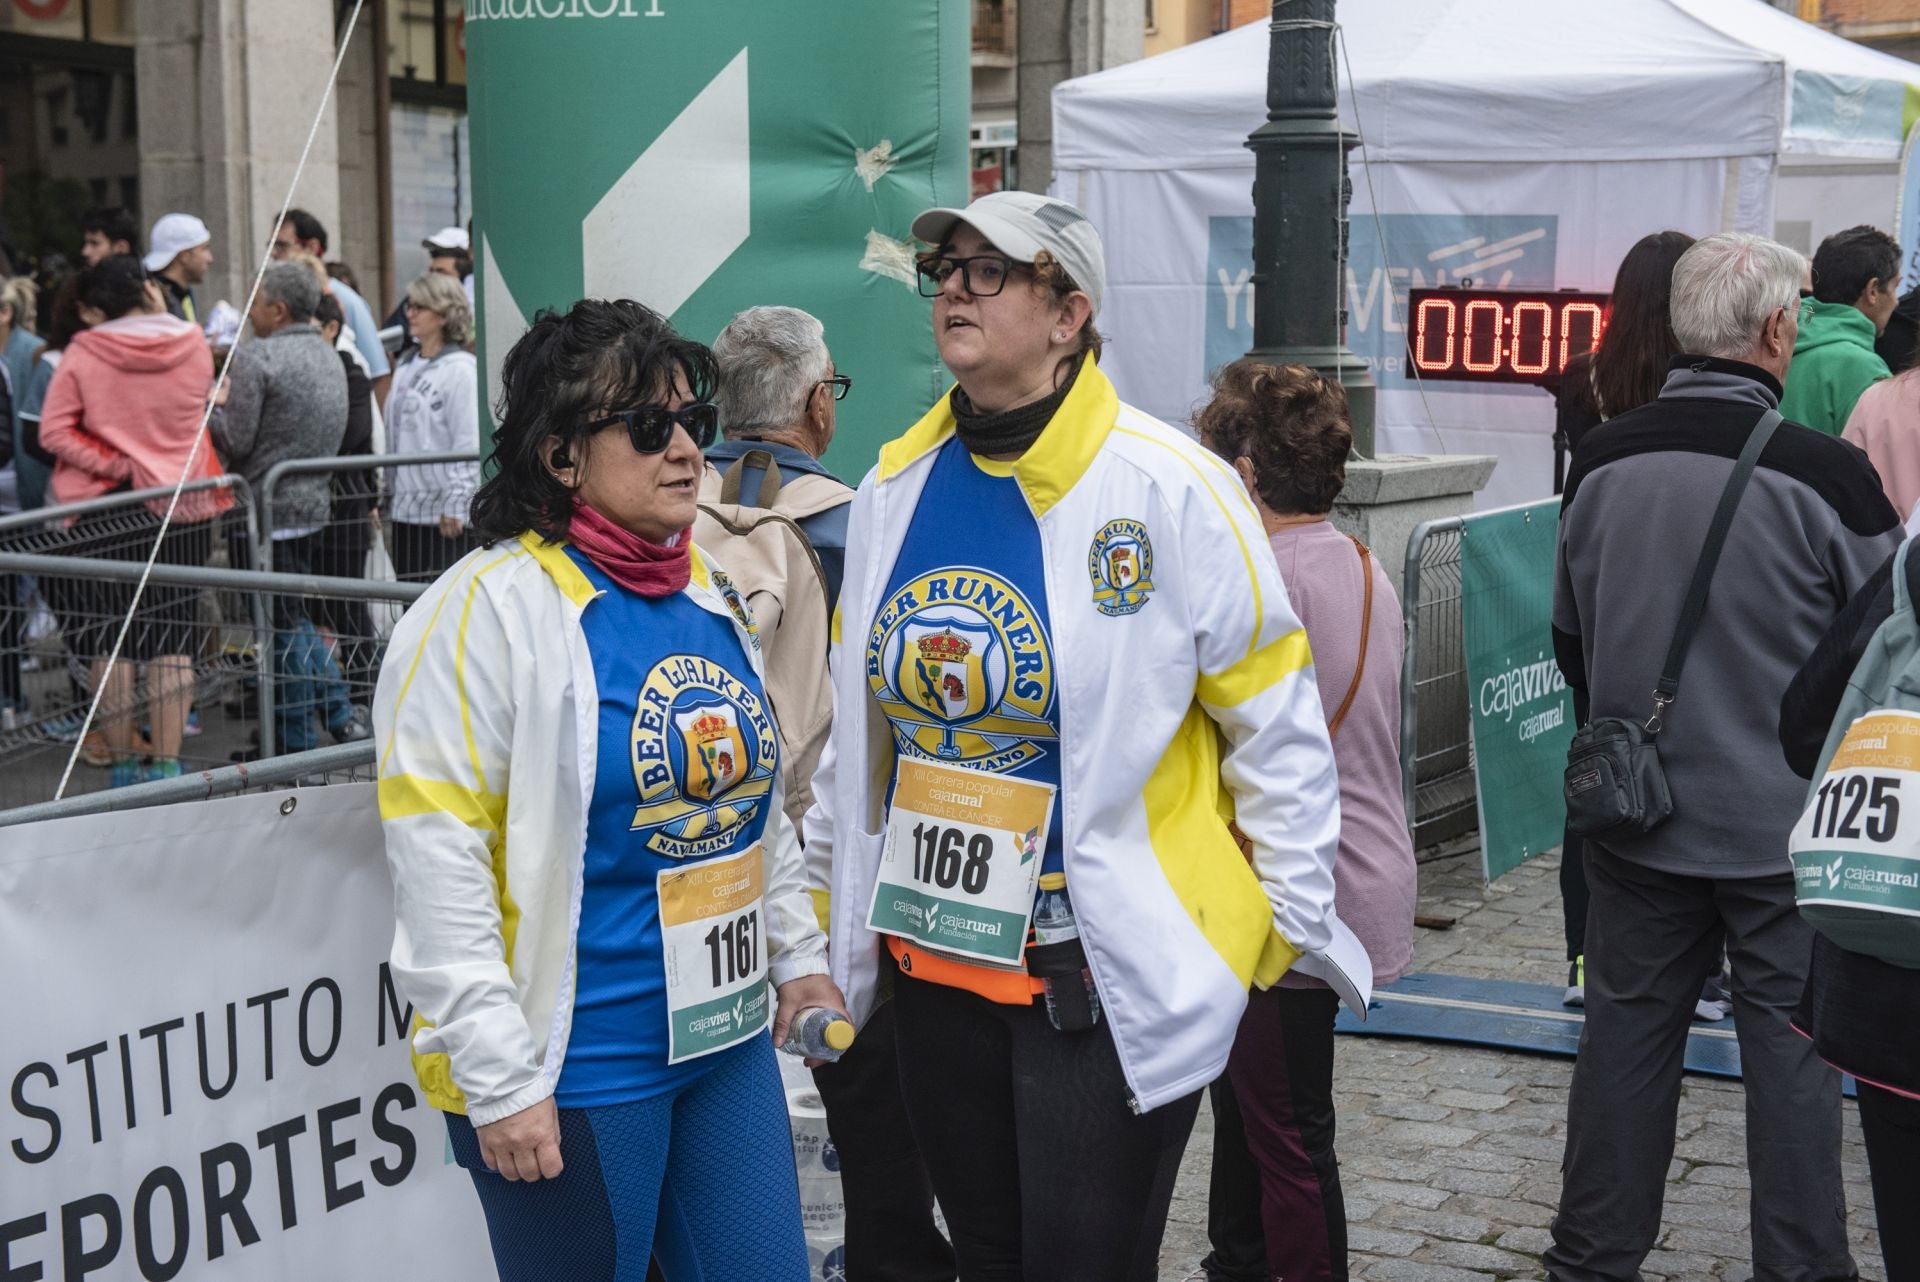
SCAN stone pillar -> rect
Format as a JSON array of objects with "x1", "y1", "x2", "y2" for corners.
[
  {"x1": 1331, "y1": 455, "x2": 1496, "y2": 596},
  {"x1": 1016, "y1": 0, "x2": 1144, "y2": 194},
  {"x1": 134, "y1": 0, "x2": 341, "y2": 310}
]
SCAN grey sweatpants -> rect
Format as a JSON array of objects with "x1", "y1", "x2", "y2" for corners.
[{"x1": 1545, "y1": 846, "x2": 1856, "y2": 1282}]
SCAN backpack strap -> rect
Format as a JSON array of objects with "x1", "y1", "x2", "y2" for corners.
[
  {"x1": 1897, "y1": 537, "x2": 1918, "y2": 619},
  {"x1": 718, "y1": 450, "x2": 785, "y2": 509}
]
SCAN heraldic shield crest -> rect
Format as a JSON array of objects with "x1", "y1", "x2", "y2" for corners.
[
  {"x1": 899, "y1": 612, "x2": 997, "y2": 727},
  {"x1": 629, "y1": 654, "x2": 779, "y2": 858},
  {"x1": 1089, "y1": 518, "x2": 1154, "y2": 616},
  {"x1": 869, "y1": 569, "x2": 1057, "y2": 769},
  {"x1": 672, "y1": 698, "x2": 750, "y2": 802}
]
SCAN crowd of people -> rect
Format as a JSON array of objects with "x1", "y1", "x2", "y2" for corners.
[
  {"x1": 5, "y1": 184, "x2": 1918, "y2": 1278},
  {"x1": 366, "y1": 192, "x2": 1917, "y2": 1282},
  {"x1": 0, "y1": 205, "x2": 484, "y2": 779}
]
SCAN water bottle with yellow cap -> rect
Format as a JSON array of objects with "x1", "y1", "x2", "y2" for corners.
[{"x1": 782, "y1": 1007, "x2": 856, "y2": 1061}]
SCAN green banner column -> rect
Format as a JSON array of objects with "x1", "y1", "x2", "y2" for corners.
[
  {"x1": 1460, "y1": 500, "x2": 1576, "y2": 882},
  {"x1": 462, "y1": 2, "x2": 969, "y2": 476}
]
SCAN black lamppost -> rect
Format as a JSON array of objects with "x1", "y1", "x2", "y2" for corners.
[{"x1": 1245, "y1": 0, "x2": 1376, "y2": 455}]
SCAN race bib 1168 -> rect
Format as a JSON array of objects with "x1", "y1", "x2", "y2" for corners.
[{"x1": 867, "y1": 758, "x2": 1057, "y2": 967}]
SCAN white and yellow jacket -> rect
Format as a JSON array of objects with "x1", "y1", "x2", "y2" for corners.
[
  {"x1": 373, "y1": 533, "x2": 829, "y2": 1126},
  {"x1": 803, "y1": 360, "x2": 1355, "y2": 1114}
]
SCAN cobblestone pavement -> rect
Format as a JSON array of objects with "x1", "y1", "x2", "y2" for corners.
[{"x1": 1157, "y1": 846, "x2": 1888, "y2": 1281}]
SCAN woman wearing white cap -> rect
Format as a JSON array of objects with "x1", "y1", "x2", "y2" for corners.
[{"x1": 804, "y1": 191, "x2": 1360, "y2": 1279}]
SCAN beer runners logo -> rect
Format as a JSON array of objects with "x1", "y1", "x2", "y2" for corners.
[
  {"x1": 867, "y1": 568, "x2": 1055, "y2": 769},
  {"x1": 1088, "y1": 518, "x2": 1154, "y2": 616},
  {"x1": 630, "y1": 653, "x2": 778, "y2": 857}
]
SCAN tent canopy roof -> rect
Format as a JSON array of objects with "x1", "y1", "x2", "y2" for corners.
[{"x1": 1053, "y1": 0, "x2": 1920, "y2": 170}]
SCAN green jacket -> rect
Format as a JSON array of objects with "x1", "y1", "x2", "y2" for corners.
[{"x1": 1780, "y1": 299, "x2": 1890, "y2": 435}]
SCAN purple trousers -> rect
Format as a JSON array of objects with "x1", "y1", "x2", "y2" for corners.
[{"x1": 1204, "y1": 985, "x2": 1346, "y2": 1282}]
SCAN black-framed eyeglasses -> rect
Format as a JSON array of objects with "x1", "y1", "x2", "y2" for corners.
[
  {"x1": 816, "y1": 374, "x2": 853, "y2": 402},
  {"x1": 587, "y1": 402, "x2": 719, "y2": 453},
  {"x1": 916, "y1": 254, "x2": 1022, "y2": 299}
]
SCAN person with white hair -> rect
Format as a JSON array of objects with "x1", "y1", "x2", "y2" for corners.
[{"x1": 1547, "y1": 232, "x2": 1898, "y2": 1279}]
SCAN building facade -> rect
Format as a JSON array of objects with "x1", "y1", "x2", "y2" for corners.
[{"x1": 1, "y1": 0, "x2": 468, "y2": 316}]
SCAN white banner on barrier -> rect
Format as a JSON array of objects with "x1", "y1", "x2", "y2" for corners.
[{"x1": 0, "y1": 785, "x2": 498, "y2": 1281}]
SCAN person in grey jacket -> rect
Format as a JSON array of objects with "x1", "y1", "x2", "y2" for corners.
[
  {"x1": 212, "y1": 261, "x2": 365, "y2": 752},
  {"x1": 1547, "y1": 232, "x2": 1899, "y2": 1281}
]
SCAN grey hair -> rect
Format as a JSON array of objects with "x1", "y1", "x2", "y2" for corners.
[
  {"x1": 407, "y1": 272, "x2": 473, "y2": 343},
  {"x1": 712, "y1": 305, "x2": 831, "y2": 436},
  {"x1": 259, "y1": 261, "x2": 322, "y2": 324},
  {"x1": 1669, "y1": 233, "x2": 1806, "y2": 359}
]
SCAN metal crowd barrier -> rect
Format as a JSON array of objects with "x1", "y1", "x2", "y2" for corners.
[
  {"x1": 1400, "y1": 514, "x2": 1478, "y2": 849},
  {"x1": 256, "y1": 451, "x2": 481, "y2": 578},
  {"x1": 0, "y1": 472, "x2": 431, "y2": 807},
  {"x1": 0, "y1": 742, "x2": 377, "y2": 828}
]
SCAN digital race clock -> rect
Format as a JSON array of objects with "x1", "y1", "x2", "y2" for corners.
[{"x1": 1404, "y1": 288, "x2": 1611, "y2": 386}]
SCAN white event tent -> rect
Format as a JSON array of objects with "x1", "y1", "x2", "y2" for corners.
[{"x1": 1052, "y1": 0, "x2": 1920, "y2": 507}]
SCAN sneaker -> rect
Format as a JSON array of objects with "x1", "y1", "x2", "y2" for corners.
[
  {"x1": 144, "y1": 757, "x2": 184, "y2": 782},
  {"x1": 41, "y1": 710, "x2": 88, "y2": 741},
  {"x1": 184, "y1": 709, "x2": 203, "y2": 738},
  {"x1": 331, "y1": 704, "x2": 374, "y2": 744},
  {"x1": 1564, "y1": 955, "x2": 1585, "y2": 1008},
  {"x1": 109, "y1": 759, "x2": 145, "y2": 789},
  {"x1": 1694, "y1": 971, "x2": 1733, "y2": 1022}
]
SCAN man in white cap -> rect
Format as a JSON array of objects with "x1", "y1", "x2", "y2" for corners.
[{"x1": 144, "y1": 213, "x2": 213, "y2": 325}]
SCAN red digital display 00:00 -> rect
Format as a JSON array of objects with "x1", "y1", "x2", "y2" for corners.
[{"x1": 1404, "y1": 288, "x2": 1611, "y2": 385}]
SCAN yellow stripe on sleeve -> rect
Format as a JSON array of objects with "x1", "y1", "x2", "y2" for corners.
[
  {"x1": 378, "y1": 773, "x2": 508, "y2": 832},
  {"x1": 1196, "y1": 627, "x2": 1313, "y2": 709}
]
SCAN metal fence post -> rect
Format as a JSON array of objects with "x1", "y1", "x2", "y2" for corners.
[{"x1": 1401, "y1": 518, "x2": 1433, "y2": 828}]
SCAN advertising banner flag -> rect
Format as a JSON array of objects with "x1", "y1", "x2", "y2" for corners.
[
  {"x1": 1460, "y1": 500, "x2": 1575, "y2": 881},
  {"x1": 463, "y1": 1, "x2": 969, "y2": 478},
  {"x1": 0, "y1": 787, "x2": 497, "y2": 1281}
]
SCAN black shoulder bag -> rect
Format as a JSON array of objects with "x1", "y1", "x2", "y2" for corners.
[{"x1": 1563, "y1": 408, "x2": 1782, "y2": 839}]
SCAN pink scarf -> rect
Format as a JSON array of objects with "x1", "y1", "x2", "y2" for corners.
[{"x1": 568, "y1": 499, "x2": 690, "y2": 598}]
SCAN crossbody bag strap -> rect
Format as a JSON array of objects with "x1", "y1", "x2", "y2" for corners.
[
  {"x1": 1648, "y1": 407, "x2": 1782, "y2": 731},
  {"x1": 1328, "y1": 536, "x2": 1374, "y2": 737}
]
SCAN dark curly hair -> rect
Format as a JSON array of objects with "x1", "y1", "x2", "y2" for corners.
[
  {"x1": 78, "y1": 255, "x2": 151, "y2": 320},
  {"x1": 469, "y1": 298, "x2": 718, "y2": 545},
  {"x1": 1193, "y1": 360, "x2": 1352, "y2": 516}
]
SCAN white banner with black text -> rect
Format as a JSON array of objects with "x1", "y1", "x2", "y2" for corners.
[{"x1": 0, "y1": 785, "x2": 497, "y2": 1281}]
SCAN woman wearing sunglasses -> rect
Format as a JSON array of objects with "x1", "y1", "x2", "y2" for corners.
[
  {"x1": 386, "y1": 270, "x2": 482, "y2": 581},
  {"x1": 804, "y1": 191, "x2": 1356, "y2": 1280},
  {"x1": 373, "y1": 298, "x2": 844, "y2": 1281}
]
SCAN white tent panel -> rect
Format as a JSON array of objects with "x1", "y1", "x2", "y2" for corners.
[{"x1": 1053, "y1": 0, "x2": 1920, "y2": 509}]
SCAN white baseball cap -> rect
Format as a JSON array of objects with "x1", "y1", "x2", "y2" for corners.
[
  {"x1": 142, "y1": 213, "x2": 211, "y2": 273},
  {"x1": 911, "y1": 191, "x2": 1106, "y2": 316},
  {"x1": 423, "y1": 226, "x2": 470, "y2": 253}
]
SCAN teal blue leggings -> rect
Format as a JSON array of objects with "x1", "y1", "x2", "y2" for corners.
[{"x1": 446, "y1": 1037, "x2": 809, "y2": 1282}]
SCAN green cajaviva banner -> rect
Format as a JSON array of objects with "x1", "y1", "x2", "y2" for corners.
[
  {"x1": 464, "y1": 1, "x2": 969, "y2": 477},
  {"x1": 1460, "y1": 500, "x2": 1576, "y2": 883}
]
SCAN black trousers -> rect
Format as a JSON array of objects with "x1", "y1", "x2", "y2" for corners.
[
  {"x1": 1857, "y1": 1083, "x2": 1920, "y2": 1279},
  {"x1": 1546, "y1": 847, "x2": 1854, "y2": 1282},
  {"x1": 308, "y1": 512, "x2": 378, "y2": 689},
  {"x1": 812, "y1": 996, "x2": 956, "y2": 1282},
  {"x1": 892, "y1": 968, "x2": 1199, "y2": 1282},
  {"x1": 393, "y1": 520, "x2": 477, "y2": 584}
]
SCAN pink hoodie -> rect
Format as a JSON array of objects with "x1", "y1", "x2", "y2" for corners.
[
  {"x1": 37, "y1": 312, "x2": 231, "y2": 520},
  {"x1": 1842, "y1": 369, "x2": 1920, "y2": 520}
]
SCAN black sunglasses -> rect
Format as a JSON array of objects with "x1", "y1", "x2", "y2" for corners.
[
  {"x1": 916, "y1": 254, "x2": 1023, "y2": 299},
  {"x1": 817, "y1": 374, "x2": 853, "y2": 402},
  {"x1": 587, "y1": 402, "x2": 719, "y2": 453}
]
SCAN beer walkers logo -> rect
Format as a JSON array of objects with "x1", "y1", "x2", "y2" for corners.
[
  {"x1": 629, "y1": 654, "x2": 779, "y2": 857},
  {"x1": 867, "y1": 568, "x2": 1055, "y2": 771},
  {"x1": 1088, "y1": 518, "x2": 1154, "y2": 616}
]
